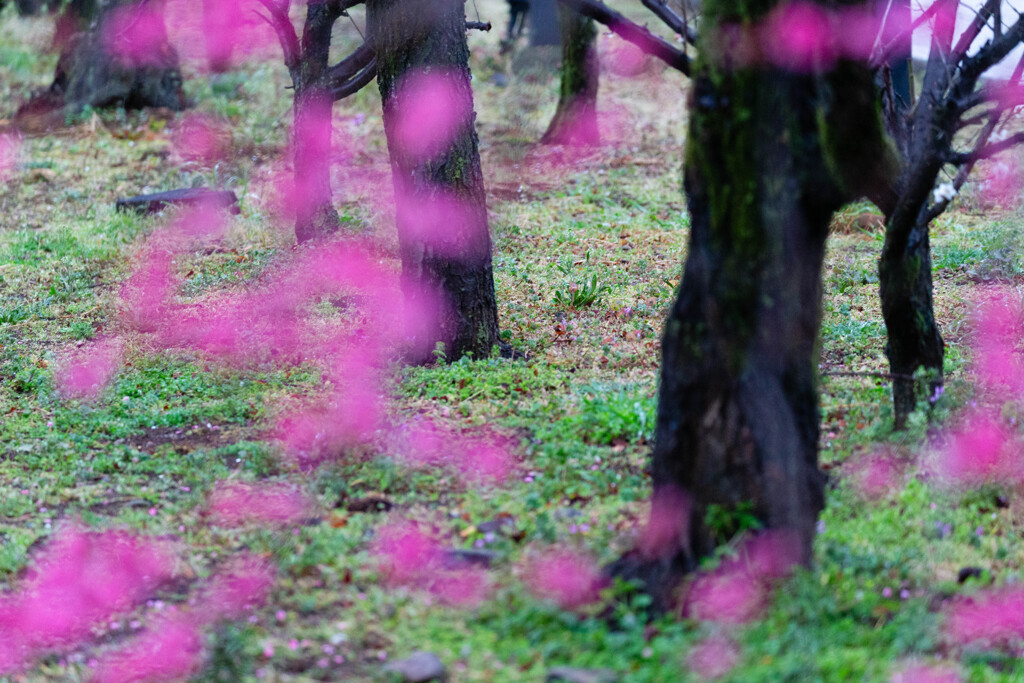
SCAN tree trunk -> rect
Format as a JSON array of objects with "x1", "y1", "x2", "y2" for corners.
[
  {"x1": 879, "y1": 212, "x2": 944, "y2": 428},
  {"x1": 611, "y1": 45, "x2": 888, "y2": 609},
  {"x1": 368, "y1": 0, "x2": 501, "y2": 362},
  {"x1": 541, "y1": 3, "x2": 599, "y2": 146},
  {"x1": 292, "y1": 0, "x2": 342, "y2": 243},
  {"x1": 47, "y1": 0, "x2": 186, "y2": 115},
  {"x1": 529, "y1": 0, "x2": 562, "y2": 46}
]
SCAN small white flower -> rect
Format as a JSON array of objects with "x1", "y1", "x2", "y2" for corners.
[{"x1": 933, "y1": 182, "x2": 957, "y2": 203}]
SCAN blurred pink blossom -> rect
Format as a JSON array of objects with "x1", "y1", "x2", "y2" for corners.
[
  {"x1": 936, "y1": 410, "x2": 1020, "y2": 486},
  {"x1": 0, "y1": 134, "x2": 19, "y2": 181},
  {"x1": 602, "y1": 35, "x2": 648, "y2": 77},
  {"x1": 0, "y1": 528, "x2": 175, "y2": 672},
  {"x1": 728, "y1": 530, "x2": 802, "y2": 582},
  {"x1": 390, "y1": 70, "x2": 472, "y2": 161},
  {"x1": 977, "y1": 160, "x2": 1023, "y2": 208},
  {"x1": 890, "y1": 662, "x2": 962, "y2": 683},
  {"x1": 120, "y1": 249, "x2": 175, "y2": 332},
  {"x1": 171, "y1": 114, "x2": 230, "y2": 165},
  {"x1": 523, "y1": 549, "x2": 607, "y2": 610},
  {"x1": 373, "y1": 521, "x2": 442, "y2": 586},
  {"x1": 90, "y1": 611, "x2": 203, "y2": 683},
  {"x1": 761, "y1": 2, "x2": 836, "y2": 71},
  {"x1": 207, "y1": 481, "x2": 311, "y2": 527},
  {"x1": 945, "y1": 587, "x2": 1024, "y2": 647},
  {"x1": 459, "y1": 438, "x2": 514, "y2": 484},
  {"x1": 845, "y1": 450, "x2": 905, "y2": 501},
  {"x1": 972, "y1": 299, "x2": 1024, "y2": 394},
  {"x1": 686, "y1": 567, "x2": 766, "y2": 625},
  {"x1": 102, "y1": 3, "x2": 172, "y2": 67},
  {"x1": 199, "y1": 555, "x2": 275, "y2": 621},
  {"x1": 639, "y1": 486, "x2": 691, "y2": 558},
  {"x1": 372, "y1": 520, "x2": 490, "y2": 606},
  {"x1": 686, "y1": 633, "x2": 741, "y2": 679},
  {"x1": 55, "y1": 337, "x2": 123, "y2": 401}
]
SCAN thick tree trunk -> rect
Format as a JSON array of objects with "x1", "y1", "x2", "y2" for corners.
[
  {"x1": 611, "y1": 47, "x2": 888, "y2": 609},
  {"x1": 292, "y1": 0, "x2": 342, "y2": 243},
  {"x1": 541, "y1": 3, "x2": 599, "y2": 146},
  {"x1": 50, "y1": 0, "x2": 186, "y2": 114},
  {"x1": 368, "y1": 0, "x2": 501, "y2": 362},
  {"x1": 879, "y1": 215, "x2": 944, "y2": 428}
]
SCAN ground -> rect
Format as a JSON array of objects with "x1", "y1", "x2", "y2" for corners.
[{"x1": 1, "y1": 1, "x2": 1024, "y2": 681}]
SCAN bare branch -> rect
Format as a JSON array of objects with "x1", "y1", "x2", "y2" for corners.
[
  {"x1": 327, "y1": 42, "x2": 375, "y2": 85},
  {"x1": 957, "y1": 13, "x2": 1024, "y2": 92},
  {"x1": 951, "y1": 0, "x2": 999, "y2": 63},
  {"x1": 466, "y1": 20, "x2": 492, "y2": 31},
  {"x1": 640, "y1": 0, "x2": 698, "y2": 47},
  {"x1": 947, "y1": 130, "x2": 1024, "y2": 164},
  {"x1": 254, "y1": 0, "x2": 301, "y2": 81},
  {"x1": 871, "y1": 0, "x2": 945, "y2": 68},
  {"x1": 331, "y1": 58, "x2": 377, "y2": 100},
  {"x1": 557, "y1": 0, "x2": 691, "y2": 75}
]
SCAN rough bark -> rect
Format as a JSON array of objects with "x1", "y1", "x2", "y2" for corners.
[
  {"x1": 292, "y1": 0, "x2": 343, "y2": 243},
  {"x1": 541, "y1": 3, "x2": 599, "y2": 145},
  {"x1": 368, "y1": 0, "x2": 501, "y2": 362},
  {"x1": 611, "y1": 5, "x2": 890, "y2": 610}
]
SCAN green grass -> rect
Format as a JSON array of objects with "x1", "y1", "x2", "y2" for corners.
[{"x1": 1, "y1": 2, "x2": 1024, "y2": 681}]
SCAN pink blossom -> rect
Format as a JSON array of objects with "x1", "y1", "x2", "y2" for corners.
[
  {"x1": 936, "y1": 410, "x2": 1020, "y2": 486},
  {"x1": 761, "y1": 2, "x2": 837, "y2": 71},
  {"x1": 728, "y1": 530, "x2": 802, "y2": 582},
  {"x1": 845, "y1": 450, "x2": 905, "y2": 501},
  {"x1": 523, "y1": 549, "x2": 607, "y2": 610},
  {"x1": 978, "y1": 160, "x2": 1023, "y2": 208},
  {"x1": 602, "y1": 35, "x2": 649, "y2": 77},
  {"x1": 206, "y1": 481, "x2": 311, "y2": 527},
  {"x1": 101, "y1": 3, "x2": 172, "y2": 67},
  {"x1": 171, "y1": 114, "x2": 230, "y2": 165},
  {"x1": 54, "y1": 337, "x2": 123, "y2": 401},
  {"x1": 120, "y1": 249, "x2": 175, "y2": 332},
  {"x1": 424, "y1": 567, "x2": 491, "y2": 608},
  {"x1": 0, "y1": 528, "x2": 175, "y2": 671},
  {"x1": 90, "y1": 611, "x2": 203, "y2": 683},
  {"x1": 686, "y1": 568, "x2": 766, "y2": 625},
  {"x1": 639, "y1": 487, "x2": 691, "y2": 558},
  {"x1": 945, "y1": 587, "x2": 1024, "y2": 647},
  {"x1": 459, "y1": 439, "x2": 514, "y2": 484},
  {"x1": 0, "y1": 134, "x2": 19, "y2": 181},
  {"x1": 373, "y1": 522, "x2": 442, "y2": 586},
  {"x1": 199, "y1": 555, "x2": 275, "y2": 622},
  {"x1": 890, "y1": 662, "x2": 962, "y2": 683},
  {"x1": 972, "y1": 299, "x2": 1024, "y2": 394},
  {"x1": 686, "y1": 633, "x2": 741, "y2": 679},
  {"x1": 390, "y1": 70, "x2": 473, "y2": 161}
]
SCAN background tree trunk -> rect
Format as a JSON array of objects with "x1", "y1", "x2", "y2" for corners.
[
  {"x1": 529, "y1": 0, "x2": 562, "y2": 46},
  {"x1": 292, "y1": 0, "x2": 342, "y2": 243},
  {"x1": 541, "y1": 3, "x2": 599, "y2": 145},
  {"x1": 879, "y1": 214, "x2": 944, "y2": 428},
  {"x1": 368, "y1": 0, "x2": 501, "y2": 362},
  {"x1": 18, "y1": 0, "x2": 187, "y2": 125}
]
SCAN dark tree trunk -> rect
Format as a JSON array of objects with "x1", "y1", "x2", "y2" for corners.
[
  {"x1": 19, "y1": 0, "x2": 186, "y2": 123},
  {"x1": 292, "y1": 0, "x2": 342, "y2": 243},
  {"x1": 877, "y1": 2, "x2": 954, "y2": 428},
  {"x1": 879, "y1": 213, "x2": 944, "y2": 428},
  {"x1": 541, "y1": 3, "x2": 599, "y2": 145},
  {"x1": 368, "y1": 0, "x2": 501, "y2": 362},
  {"x1": 529, "y1": 0, "x2": 562, "y2": 46},
  {"x1": 611, "y1": 39, "x2": 890, "y2": 609}
]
